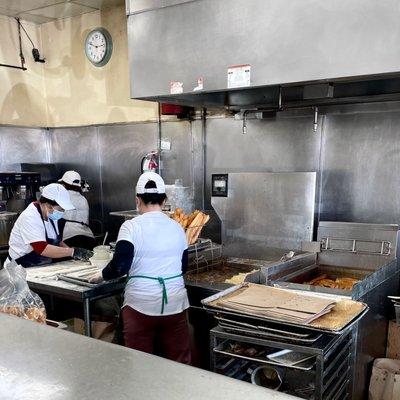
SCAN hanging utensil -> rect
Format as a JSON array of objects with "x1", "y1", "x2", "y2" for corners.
[{"x1": 102, "y1": 231, "x2": 108, "y2": 246}]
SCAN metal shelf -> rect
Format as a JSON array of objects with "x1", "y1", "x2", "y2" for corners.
[
  {"x1": 211, "y1": 326, "x2": 335, "y2": 356},
  {"x1": 213, "y1": 341, "x2": 316, "y2": 371}
]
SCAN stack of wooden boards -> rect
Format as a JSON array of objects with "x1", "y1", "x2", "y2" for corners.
[
  {"x1": 171, "y1": 208, "x2": 210, "y2": 245},
  {"x1": 215, "y1": 283, "x2": 336, "y2": 324}
]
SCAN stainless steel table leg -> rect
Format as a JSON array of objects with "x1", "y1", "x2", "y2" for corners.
[{"x1": 83, "y1": 298, "x2": 92, "y2": 337}]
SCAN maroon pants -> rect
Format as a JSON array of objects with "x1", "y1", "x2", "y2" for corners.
[{"x1": 122, "y1": 306, "x2": 191, "y2": 365}]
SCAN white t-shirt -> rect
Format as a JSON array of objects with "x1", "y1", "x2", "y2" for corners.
[
  {"x1": 8, "y1": 203, "x2": 59, "y2": 260},
  {"x1": 63, "y1": 191, "x2": 94, "y2": 240},
  {"x1": 119, "y1": 211, "x2": 189, "y2": 316}
]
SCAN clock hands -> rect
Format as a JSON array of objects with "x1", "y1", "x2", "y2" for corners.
[{"x1": 88, "y1": 42, "x2": 105, "y2": 49}]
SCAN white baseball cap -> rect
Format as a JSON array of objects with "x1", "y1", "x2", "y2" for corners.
[
  {"x1": 136, "y1": 172, "x2": 166, "y2": 194},
  {"x1": 42, "y1": 183, "x2": 75, "y2": 211},
  {"x1": 58, "y1": 170, "x2": 82, "y2": 187}
]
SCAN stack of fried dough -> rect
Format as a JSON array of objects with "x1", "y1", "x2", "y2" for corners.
[
  {"x1": 0, "y1": 306, "x2": 46, "y2": 324},
  {"x1": 171, "y1": 208, "x2": 210, "y2": 245},
  {"x1": 306, "y1": 274, "x2": 359, "y2": 290}
]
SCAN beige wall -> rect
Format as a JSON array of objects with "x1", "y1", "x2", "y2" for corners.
[
  {"x1": 0, "y1": 6, "x2": 158, "y2": 128},
  {"x1": 0, "y1": 16, "x2": 47, "y2": 127},
  {"x1": 41, "y1": 6, "x2": 158, "y2": 127}
]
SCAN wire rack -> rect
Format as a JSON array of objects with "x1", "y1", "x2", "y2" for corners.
[{"x1": 188, "y1": 238, "x2": 223, "y2": 270}]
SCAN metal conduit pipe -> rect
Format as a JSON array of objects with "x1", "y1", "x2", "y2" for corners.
[
  {"x1": 242, "y1": 87, "x2": 283, "y2": 134},
  {"x1": 242, "y1": 108, "x2": 277, "y2": 134},
  {"x1": 157, "y1": 102, "x2": 162, "y2": 176}
]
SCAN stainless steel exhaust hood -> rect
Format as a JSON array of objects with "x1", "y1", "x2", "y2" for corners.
[{"x1": 127, "y1": 0, "x2": 400, "y2": 109}]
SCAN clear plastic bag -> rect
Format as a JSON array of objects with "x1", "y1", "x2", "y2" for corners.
[
  {"x1": 165, "y1": 183, "x2": 194, "y2": 214},
  {"x1": 0, "y1": 261, "x2": 46, "y2": 324}
]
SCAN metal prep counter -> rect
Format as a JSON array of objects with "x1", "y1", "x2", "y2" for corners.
[
  {"x1": 25, "y1": 262, "x2": 125, "y2": 337},
  {"x1": 0, "y1": 313, "x2": 300, "y2": 400}
]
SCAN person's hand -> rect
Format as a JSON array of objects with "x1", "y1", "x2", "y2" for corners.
[
  {"x1": 72, "y1": 247, "x2": 94, "y2": 261},
  {"x1": 89, "y1": 273, "x2": 104, "y2": 284}
]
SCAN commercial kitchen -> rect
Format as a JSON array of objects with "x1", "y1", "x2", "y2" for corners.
[{"x1": 1, "y1": 1, "x2": 400, "y2": 399}]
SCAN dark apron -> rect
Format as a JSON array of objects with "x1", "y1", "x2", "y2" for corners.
[{"x1": 11, "y1": 203, "x2": 62, "y2": 268}]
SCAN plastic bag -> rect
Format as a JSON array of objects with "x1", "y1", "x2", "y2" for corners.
[
  {"x1": 165, "y1": 183, "x2": 194, "y2": 214},
  {"x1": 369, "y1": 358, "x2": 400, "y2": 400},
  {"x1": 0, "y1": 261, "x2": 46, "y2": 324}
]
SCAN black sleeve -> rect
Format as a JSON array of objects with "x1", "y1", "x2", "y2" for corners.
[
  {"x1": 58, "y1": 218, "x2": 67, "y2": 240},
  {"x1": 102, "y1": 240, "x2": 134, "y2": 281},
  {"x1": 181, "y1": 249, "x2": 189, "y2": 275}
]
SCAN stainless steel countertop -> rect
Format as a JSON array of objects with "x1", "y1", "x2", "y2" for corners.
[{"x1": 0, "y1": 314, "x2": 299, "y2": 400}]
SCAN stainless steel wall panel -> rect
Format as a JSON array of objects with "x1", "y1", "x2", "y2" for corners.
[
  {"x1": 48, "y1": 122, "x2": 194, "y2": 239},
  {"x1": 128, "y1": 0, "x2": 400, "y2": 100},
  {"x1": 43, "y1": 102, "x2": 400, "y2": 245},
  {"x1": 49, "y1": 127, "x2": 103, "y2": 222},
  {"x1": 211, "y1": 172, "x2": 316, "y2": 254},
  {"x1": 98, "y1": 123, "x2": 158, "y2": 239},
  {"x1": 0, "y1": 126, "x2": 49, "y2": 171},
  {"x1": 205, "y1": 116, "x2": 321, "y2": 208},
  {"x1": 160, "y1": 121, "x2": 192, "y2": 187},
  {"x1": 320, "y1": 111, "x2": 400, "y2": 224}
]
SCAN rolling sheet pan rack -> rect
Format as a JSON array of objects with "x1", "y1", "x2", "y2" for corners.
[
  {"x1": 210, "y1": 325, "x2": 353, "y2": 400},
  {"x1": 202, "y1": 283, "x2": 368, "y2": 334}
]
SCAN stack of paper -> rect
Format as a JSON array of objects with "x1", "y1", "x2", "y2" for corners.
[{"x1": 216, "y1": 284, "x2": 336, "y2": 324}]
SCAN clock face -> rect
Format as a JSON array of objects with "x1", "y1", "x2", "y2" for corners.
[{"x1": 85, "y1": 28, "x2": 113, "y2": 67}]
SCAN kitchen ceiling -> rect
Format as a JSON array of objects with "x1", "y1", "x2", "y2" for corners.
[{"x1": 0, "y1": 0, "x2": 125, "y2": 24}]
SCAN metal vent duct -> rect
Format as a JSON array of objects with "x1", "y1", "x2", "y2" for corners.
[{"x1": 127, "y1": 0, "x2": 400, "y2": 109}]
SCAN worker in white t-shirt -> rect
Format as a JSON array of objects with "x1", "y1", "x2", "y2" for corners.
[
  {"x1": 58, "y1": 171, "x2": 96, "y2": 250},
  {"x1": 6, "y1": 183, "x2": 93, "y2": 268},
  {"x1": 91, "y1": 172, "x2": 191, "y2": 364}
]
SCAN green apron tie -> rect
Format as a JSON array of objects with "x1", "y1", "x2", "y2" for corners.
[{"x1": 127, "y1": 274, "x2": 183, "y2": 314}]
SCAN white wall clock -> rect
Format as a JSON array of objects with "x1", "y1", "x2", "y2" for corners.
[{"x1": 85, "y1": 27, "x2": 113, "y2": 67}]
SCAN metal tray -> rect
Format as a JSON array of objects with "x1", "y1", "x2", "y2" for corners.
[
  {"x1": 267, "y1": 349, "x2": 315, "y2": 367},
  {"x1": 202, "y1": 283, "x2": 368, "y2": 335},
  {"x1": 215, "y1": 316, "x2": 322, "y2": 344},
  {"x1": 213, "y1": 342, "x2": 315, "y2": 371},
  {"x1": 217, "y1": 323, "x2": 322, "y2": 344}
]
